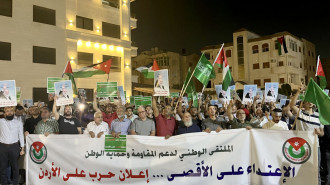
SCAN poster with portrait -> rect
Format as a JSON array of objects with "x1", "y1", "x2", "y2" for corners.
[
  {"x1": 280, "y1": 99, "x2": 290, "y2": 109},
  {"x1": 324, "y1": 89, "x2": 329, "y2": 96},
  {"x1": 265, "y1": 82, "x2": 279, "y2": 102},
  {"x1": 23, "y1": 99, "x2": 33, "y2": 108},
  {"x1": 54, "y1": 80, "x2": 73, "y2": 106},
  {"x1": 154, "y1": 69, "x2": 169, "y2": 96},
  {"x1": 242, "y1": 85, "x2": 257, "y2": 104},
  {"x1": 215, "y1": 84, "x2": 231, "y2": 104},
  {"x1": 0, "y1": 80, "x2": 17, "y2": 107},
  {"x1": 256, "y1": 91, "x2": 263, "y2": 103}
]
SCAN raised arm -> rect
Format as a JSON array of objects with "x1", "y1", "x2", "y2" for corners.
[
  {"x1": 52, "y1": 96, "x2": 60, "y2": 120},
  {"x1": 177, "y1": 97, "x2": 184, "y2": 119},
  {"x1": 93, "y1": 91, "x2": 102, "y2": 112},
  {"x1": 152, "y1": 95, "x2": 159, "y2": 117},
  {"x1": 227, "y1": 100, "x2": 234, "y2": 121}
]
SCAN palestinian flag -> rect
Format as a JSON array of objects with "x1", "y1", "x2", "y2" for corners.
[
  {"x1": 220, "y1": 50, "x2": 234, "y2": 91},
  {"x1": 136, "y1": 59, "x2": 159, "y2": 79},
  {"x1": 214, "y1": 47, "x2": 225, "y2": 68},
  {"x1": 277, "y1": 36, "x2": 288, "y2": 55},
  {"x1": 62, "y1": 60, "x2": 77, "y2": 94},
  {"x1": 72, "y1": 59, "x2": 112, "y2": 78},
  {"x1": 316, "y1": 56, "x2": 327, "y2": 89}
]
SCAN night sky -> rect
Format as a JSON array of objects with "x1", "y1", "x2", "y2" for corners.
[{"x1": 131, "y1": 0, "x2": 330, "y2": 58}]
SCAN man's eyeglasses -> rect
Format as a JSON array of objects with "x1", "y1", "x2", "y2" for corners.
[{"x1": 138, "y1": 111, "x2": 146, "y2": 114}]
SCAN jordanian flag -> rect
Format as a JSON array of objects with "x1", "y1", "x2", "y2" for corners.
[
  {"x1": 316, "y1": 56, "x2": 327, "y2": 89},
  {"x1": 304, "y1": 78, "x2": 330, "y2": 125},
  {"x1": 136, "y1": 59, "x2": 160, "y2": 79},
  {"x1": 73, "y1": 59, "x2": 112, "y2": 78},
  {"x1": 62, "y1": 60, "x2": 78, "y2": 94},
  {"x1": 214, "y1": 47, "x2": 225, "y2": 68},
  {"x1": 193, "y1": 53, "x2": 215, "y2": 86}
]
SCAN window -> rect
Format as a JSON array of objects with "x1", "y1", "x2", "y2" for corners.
[
  {"x1": 218, "y1": 68, "x2": 221, "y2": 73},
  {"x1": 309, "y1": 65, "x2": 312, "y2": 71},
  {"x1": 33, "y1": 5, "x2": 56, "y2": 25},
  {"x1": 300, "y1": 62, "x2": 302, "y2": 68},
  {"x1": 264, "y1": 79, "x2": 271, "y2": 83},
  {"x1": 206, "y1": 80, "x2": 212, "y2": 88},
  {"x1": 299, "y1": 47, "x2": 301, "y2": 53},
  {"x1": 226, "y1": 50, "x2": 231, "y2": 57},
  {"x1": 253, "y1": 63, "x2": 259, "y2": 69},
  {"x1": 0, "y1": 41, "x2": 11, "y2": 61},
  {"x1": 33, "y1": 88, "x2": 48, "y2": 103},
  {"x1": 313, "y1": 66, "x2": 315, "y2": 72},
  {"x1": 237, "y1": 36, "x2": 244, "y2": 65},
  {"x1": 78, "y1": 52, "x2": 93, "y2": 66},
  {"x1": 103, "y1": 55, "x2": 121, "y2": 72},
  {"x1": 156, "y1": 56, "x2": 169, "y2": 66},
  {"x1": 279, "y1": 78, "x2": 285, "y2": 84},
  {"x1": 76, "y1": 16, "x2": 93, "y2": 31},
  {"x1": 278, "y1": 61, "x2": 284, "y2": 66},
  {"x1": 33, "y1": 46, "x2": 56, "y2": 64},
  {"x1": 254, "y1": 79, "x2": 261, "y2": 86},
  {"x1": 308, "y1": 51, "x2": 310, "y2": 56},
  {"x1": 312, "y1": 52, "x2": 314, "y2": 57},
  {"x1": 252, "y1": 45, "x2": 259, "y2": 54},
  {"x1": 263, "y1": 62, "x2": 270, "y2": 68},
  {"x1": 0, "y1": 0, "x2": 12, "y2": 17},
  {"x1": 102, "y1": 22, "x2": 120, "y2": 39},
  {"x1": 262, "y1": 43, "x2": 269, "y2": 52},
  {"x1": 204, "y1": 53, "x2": 211, "y2": 60}
]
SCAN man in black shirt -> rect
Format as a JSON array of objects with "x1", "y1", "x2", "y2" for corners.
[
  {"x1": 53, "y1": 97, "x2": 82, "y2": 134},
  {"x1": 24, "y1": 106, "x2": 41, "y2": 135}
]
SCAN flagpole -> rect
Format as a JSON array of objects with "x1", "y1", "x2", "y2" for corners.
[
  {"x1": 174, "y1": 54, "x2": 205, "y2": 111},
  {"x1": 107, "y1": 73, "x2": 110, "y2": 82},
  {"x1": 201, "y1": 43, "x2": 224, "y2": 94}
]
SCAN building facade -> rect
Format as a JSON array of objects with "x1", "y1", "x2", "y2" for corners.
[
  {"x1": 131, "y1": 47, "x2": 202, "y2": 95},
  {"x1": 0, "y1": 0, "x2": 137, "y2": 103},
  {"x1": 201, "y1": 28, "x2": 317, "y2": 91}
]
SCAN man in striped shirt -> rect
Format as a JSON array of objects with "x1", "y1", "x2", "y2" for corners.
[{"x1": 290, "y1": 84, "x2": 324, "y2": 185}]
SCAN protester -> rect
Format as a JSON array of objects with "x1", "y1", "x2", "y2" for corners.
[
  {"x1": 125, "y1": 107, "x2": 138, "y2": 122},
  {"x1": 130, "y1": 106, "x2": 155, "y2": 136},
  {"x1": 33, "y1": 107, "x2": 59, "y2": 136},
  {"x1": 201, "y1": 105, "x2": 226, "y2": 133},
  {"x1": 227, "y1": 100, "x2": 260, "y2": 129},
  {"x1": 53, "y1": 97, "x2": 82, "y2": 134},
  {"x1": 111, "y1": 106, "x2": 131, "y2": 138},
  {"x1": 14, "y1": 105, "x2": 25, "y2": 124},
  {"x1": 290, "y1": 83, "x2": 324, "y2": 185},
  {"x1": 176, "y1": 112, "x2": 201, "y2": 135},
  {"x1": 24, "y1": 106, "x2": 41, "y2": 136},
  {"x1": 85, "y1": 112, "x2": 109, "y2": 138},
  {"x1": 93, "y1": 92, "x2": 118, "y2": 128},
  {"x1": 262, "y1": 108, "x2": 289, "y2": 130},
  {"x1": 0, "y1": 106, "x2": 25, "y2": 185},
  {"x1": 152, "y1": 95, "x2": 176, "y2": 139}
]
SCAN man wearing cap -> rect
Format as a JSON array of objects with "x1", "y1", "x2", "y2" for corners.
[
  {"x1": 262, "y1": 108, "x2": 289, "y2": 130},
  {"x1": 0, "y1": 106, "x2": 25, "y2": 185}
]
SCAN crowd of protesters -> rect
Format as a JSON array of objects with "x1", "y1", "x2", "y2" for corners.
[{"x1": 0, "y1": 83, "x2": 330, "y2": 185}]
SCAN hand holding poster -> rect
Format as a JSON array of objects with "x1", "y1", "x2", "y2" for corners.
[
  {"x1": 265, "y1": 82, "x2": 279, "y2": 102},
  {"x1": 23, "y1": 99, "x2": 33, "y2": 108},
  {"x1": 0, "y1": 80, "x2": 17, "y2": 107},
  {"x1": 215, "y1": 84, "x2": 231, "y2": 104},
  {"x1": 256, "y1": 91, "x2": 263, "y2": 103},
  {"x1": 242, "y1": 85, "x2": 257, "y2": 104},
  {"x1": 154, "y1": 70, "x2": 169, "y2": 96},
  {"x1": 54, "y1": 80, "x2": 74, "y2": 106},
  {"x1": 96, "y1": 82, "x2": 118, "y2": 100}
]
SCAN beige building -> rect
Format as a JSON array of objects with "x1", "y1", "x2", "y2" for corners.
[
  {"x1": 201, "y1": 28, "x2": 317, "y2": 91},
  {"x1": 0, "y1": 0, "x2": 137, "y2": 103},
  {"x1": 131, "y1": 47, "x2": 203, "y2": 95}
]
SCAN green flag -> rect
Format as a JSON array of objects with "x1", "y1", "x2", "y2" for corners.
[
  {"x1": 193, "y1": 53, "x2": 216, "y2": 86},
  {"x1": 304, "y1": 78, "x2": 330, "y2": 125},
  {"x1": 183, "y1": 67, "x2": 196, "y2": 94}
]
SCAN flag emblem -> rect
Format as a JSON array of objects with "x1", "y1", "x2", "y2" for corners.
[
  {"x1": 282, "y1": 137, "x2": 311, "y2": 164},
  {"x1": 30, "y1": 141, "x2": 47, "y2": 164}
]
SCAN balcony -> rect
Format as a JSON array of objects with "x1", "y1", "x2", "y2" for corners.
[
  {"x1": 102, "y1": 0, "x2": 119, "y2": 9},
  {"x1": 130, "y1": 13, "x2": 137, "y2": 29}
]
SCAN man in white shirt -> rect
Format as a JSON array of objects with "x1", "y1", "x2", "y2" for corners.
[
  {"x1": 85, "y1": 112, "x2": 109, "y2": 138},
  {"x1": 262, "y1": 108, "x2": 289, "y2": 130},
  {"x1": 0, "y1": 106, "x2": 25, "y2": 185}
]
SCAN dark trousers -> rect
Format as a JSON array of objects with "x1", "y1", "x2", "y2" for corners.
[{"x1": 0, "y1": 142, "x2": 20, "y2": 185}]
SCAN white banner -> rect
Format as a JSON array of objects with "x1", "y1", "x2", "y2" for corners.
[{"x1": 26, "y1": 129, "x2": 318, "y2": 185}]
